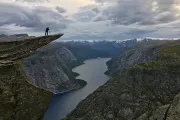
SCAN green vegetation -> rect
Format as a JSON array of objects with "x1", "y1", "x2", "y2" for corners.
[
  {"x1": 0, "y1": 61, "x2": 52, "y2": 120},
  {"x1": 63, "y1": 40, "x2": 180, "y2": 120},
  {"x1": 105, "y1": 40, "x2": 172, "y2": 76}
]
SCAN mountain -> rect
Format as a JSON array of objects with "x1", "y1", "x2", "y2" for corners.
[
  {"x1": 105, "y1": 40, "x2": 171, "y2": 76},
  {"x1": 23, "y1": 39, "x2": 138, "y2": 94},
  {"x1": 0, "y1": 34, "x2": 7, "y2": 38},
  {"x1": 0, "y1": 34, "x2": 62, "y2": 120},
  {"x1": 23, "y1": 42, "x2": 87, "y2": 94},
  {"x1": 63, "y1": 39, "x2": 180, "y2": 120}
]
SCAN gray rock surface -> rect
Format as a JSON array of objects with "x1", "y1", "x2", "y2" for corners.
[
  {"x1": 166, "y1": 93, "x2": 180, "y2": 120},
  {"x1": 23, "y1": 44, "x2": 84, "y2": 94}
]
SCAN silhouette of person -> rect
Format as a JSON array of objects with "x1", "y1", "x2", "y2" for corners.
[{"x1": 45, "y1": 27, "x2": 49, "y2": 36}]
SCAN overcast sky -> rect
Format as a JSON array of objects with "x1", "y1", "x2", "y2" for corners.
[{"x1": 0, "y1": 0, "x2": 180, "y2": 40}]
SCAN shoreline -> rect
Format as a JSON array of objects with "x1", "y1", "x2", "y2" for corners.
[
  {"x1": 54, "y1": 59, "x2": 86, "y2": 95},
  {"x1": 55, "y1": 57, "x2": 112, "y2": 96},
  {"x1": 44, "y1": 57, "x2": 112, "y2": 120},
  {"x1": 54, "y1": 80, "x2": 87, "y2": 95}
]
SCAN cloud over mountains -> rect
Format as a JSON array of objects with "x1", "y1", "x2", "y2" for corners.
[{"x1": 1, "y1": 0, "x2": 180, "y2": 40}]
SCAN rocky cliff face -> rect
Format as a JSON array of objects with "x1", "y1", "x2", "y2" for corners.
[
  {"x1": 137, "y1": 92, "x2": 180, "y2": 120},
  {"x1": 63, "y1": 40, "x2": 180, "y2": 120},
  {"x1": 23, "y1": 43, "x2": 86, "y2": 94},
  {"x1": 105, "y1": 40, "x2": 171, "y2": 76},
  {"x1": 0, "y1": 34, "x2": 62, "y2": 120}
]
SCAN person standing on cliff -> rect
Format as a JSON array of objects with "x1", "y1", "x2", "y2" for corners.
[{"x1": 45, "y1": 27, "x2": 50, "y2": 36}]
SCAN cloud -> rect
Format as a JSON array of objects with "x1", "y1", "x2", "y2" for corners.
[
  {"x1": 56, "y1": 6, "x2": 67, "y2": 13},
  {"x1": 92, "y1": 8, "x2": 100, "y2": 13},
  {"x1": 72, "y1": 5, "x2": 99, "y2": 22},
  {"x1": 15, "y1": 0, "x2": 48, "y2": 3},
  {"x1": 72, "y1": 11, "x2": 97, "y2": 22},
  {"x1": 0, "y1": 3, "x2": 71, "y2": 33},
  {"x1": 92, "y1": 0, "x2": 180, "y2": 26},
  {"x1": 1, "y1": 0, "x2": 180, "y2": 40},
  {"x1": 93, "y1": 0, "x2": 117, "y2": 4}
]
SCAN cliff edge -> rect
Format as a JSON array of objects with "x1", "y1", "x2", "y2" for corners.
[{"x1": 0, "y1": 34, "x2": 63, "y2": 120}]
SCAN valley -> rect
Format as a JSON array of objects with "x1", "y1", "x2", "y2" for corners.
[
  {"x1": 63, "y1": 40, "x2": 180, "y2": 120},
  {"x1": 1, "y1": 1, "x2": 180, "y2": 120},
  {"x1": 1, "y1": 34, "x2": 180, "y2": 120},
  {"x1": 44, "y1": 58, "x2": 110, "y2": 120},
  {"x1": 23, "y1": 40, "x2": 136, "y2": 94},
  {"x1": 22, "y1": 39, "x2": 137, "y2": 119}
]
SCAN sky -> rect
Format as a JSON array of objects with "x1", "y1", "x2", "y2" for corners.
[{"x1": 0, "y1": 0, "x2": 180, "y2": 40}]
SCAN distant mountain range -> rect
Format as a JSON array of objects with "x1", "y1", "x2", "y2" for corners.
[{"x1": 60, "y1": 37, "x2": 180, "y2": 43}]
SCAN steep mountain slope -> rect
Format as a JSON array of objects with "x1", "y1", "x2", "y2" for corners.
[
  {"x1": 23, "y1": 43, "x2": 86, "y2": 94},
  {"x1": 105, "y1": 40, "x2": 171, "y2": 76},
  {"x1": 23, "y1": 40, "x2": 137, "y2": 94},
  {"x1": 0, "y1": 34, "x2": 62, "y2": 120},
  {"x1": 63, "y1": 40, "x2": 180, "y2": 120}
]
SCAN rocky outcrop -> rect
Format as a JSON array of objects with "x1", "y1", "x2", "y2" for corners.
[
  {"x1": 0, "y1": 34, "x2": 62, "y2": 120},
  {"x1": 63, "y1": 40, "x2": 180, "y2": 120},
  {"x1": 166, "y1": 93, "x2": 180, "y2": 120},
  {"x1": 137, "y1": 92, "x2": 180, "y2": 120}
]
